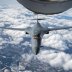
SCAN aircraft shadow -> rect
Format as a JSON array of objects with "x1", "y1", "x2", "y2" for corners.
[
  {"x1": 41, "y1": 44, "x2": 72, "y2": 55},
  {"x1": 64, "y1": 40, "x2": 72, "y2": 54}
]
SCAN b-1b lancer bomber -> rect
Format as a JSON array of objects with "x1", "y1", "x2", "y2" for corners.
[{"x1": 0, "y1": 0, "x2": 72, "y2": 55}]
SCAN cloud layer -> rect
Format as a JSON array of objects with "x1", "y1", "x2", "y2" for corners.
[{"x1": 0, "y1": 5, "x2": 72, "y2": 71}]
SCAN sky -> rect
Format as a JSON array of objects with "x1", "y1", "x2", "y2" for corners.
[
  {"x1": 0, "y1": 0, "x2": 21, "y2": 7},
  {"x1": 0, "y1": 0, "x2": 17, "y2": 4}
]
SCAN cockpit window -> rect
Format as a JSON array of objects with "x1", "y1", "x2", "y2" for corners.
[
  {"x1": 33, "y1": 34, "x2": 40, "y2": 39},
  {"x1": 33, "y1": 36, "x2": 39, "y2": 39}
]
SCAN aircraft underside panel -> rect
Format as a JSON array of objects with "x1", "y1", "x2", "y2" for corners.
[{"x1": 17, "y1": 0, "x2": 72, "y2": 14}]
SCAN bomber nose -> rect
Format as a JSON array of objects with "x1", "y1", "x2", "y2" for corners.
[
  {"x1": 32, "y1": 34, "x2": 41, "y2": 55},
  {"x1": 32, "y1": 47, "x2": 40, "y2": 55}
]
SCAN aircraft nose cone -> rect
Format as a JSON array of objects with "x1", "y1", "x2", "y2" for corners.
[{"x1": 32, "y1": 47, "x2": 40, "y2": 55}]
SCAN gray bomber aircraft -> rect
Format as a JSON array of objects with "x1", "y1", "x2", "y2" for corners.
[{"x1": 0, "y1": 0, "x2": 72, "y2": 55}]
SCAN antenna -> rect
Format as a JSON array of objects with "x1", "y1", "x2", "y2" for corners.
[{"x1": 37, "y1": 14, "x2": 38, "y2": 23}]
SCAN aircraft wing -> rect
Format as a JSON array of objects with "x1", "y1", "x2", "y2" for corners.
[
  {"x1": 0, "y1": 27, "x2": 25, "y2": 31},
  {"x1": 0, "y1": 26, "x2": 32, "y2": 35},
  {"x1": 49, "y1": 26, "x2": 72, "y2": 31}
]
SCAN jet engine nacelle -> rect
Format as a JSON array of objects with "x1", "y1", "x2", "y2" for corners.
[{"x1": 26, "y1": 32, "x2": 29, "y2": 34}]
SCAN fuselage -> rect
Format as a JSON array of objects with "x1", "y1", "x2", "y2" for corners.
[
  {"x1": 30, "y1": 22, "x2": 43, "y2": 54},
  {"x1": 17, "y1": 0, "x2": 72, "y2": 14},
  {"x1": 31, "y1": 34, "x2": 41, "y2": 54}
]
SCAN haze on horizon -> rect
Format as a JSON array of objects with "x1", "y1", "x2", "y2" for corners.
[{"x1": 0, "y1": 0, "x2": 22, "y2": 7}]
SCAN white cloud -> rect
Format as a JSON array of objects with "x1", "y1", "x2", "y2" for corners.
[
  {"x1": 63, "y1": 60, "x2": 72, "y2": 70},
  {"x1": 37, "y1": 52, "x2": 71, "y2": 69},
  {"x1": 42, "y1": 34, "x2": 68, "y2": 50}
]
